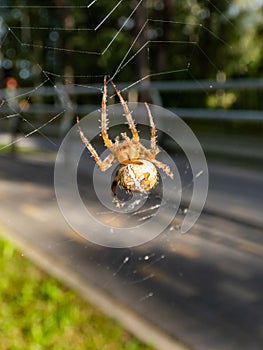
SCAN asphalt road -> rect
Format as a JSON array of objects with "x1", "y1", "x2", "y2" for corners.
[{"x1": 0, "y1": 153, "x2": 262, "y2": 350}]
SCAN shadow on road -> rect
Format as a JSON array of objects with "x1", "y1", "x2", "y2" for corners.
[{"x1": 0, "y1": 154, "x2": 262, "y2": 350}]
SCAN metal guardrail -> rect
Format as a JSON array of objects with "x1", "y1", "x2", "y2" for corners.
[
  {"x1": 1, "y1": 79, "x2": 262, "y2": 161},
  {"x1": 1, "y1": 78, "x2": 262, "y2": 124},
  {"x1": 1, "y1": 78, "x2": 263, "y2": 97},
  {"x1": 1, "y1": 104, "x2": 262, "y2": 122}
]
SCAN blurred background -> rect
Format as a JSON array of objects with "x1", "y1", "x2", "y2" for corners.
[{"x1": 0, "y1": 1, "x2": 262, "y2": 350}]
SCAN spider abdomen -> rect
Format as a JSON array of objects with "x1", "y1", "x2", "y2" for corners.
[{"x1": 118, "y1": 159, "x2": 158, "y2": 193}]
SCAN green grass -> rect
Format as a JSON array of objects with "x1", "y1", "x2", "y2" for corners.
[
  {"x1": 0, "y1": 143, "x2": 45, "y2": 155},
  {"x1": 0, "y1": 235, "x2": 154, "y2": 350}
]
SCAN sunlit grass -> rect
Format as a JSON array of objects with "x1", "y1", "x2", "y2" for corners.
[
  {"x1": 0, "y1": 235, "x2": 154, "y2": 350},
  {"x1": 0, "y1": 143, "x2": 44, "y2": 155}
]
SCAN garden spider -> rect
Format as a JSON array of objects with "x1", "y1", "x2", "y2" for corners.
[{"x1": 77, "y1": 76, "x2": 173, "y2": 207}]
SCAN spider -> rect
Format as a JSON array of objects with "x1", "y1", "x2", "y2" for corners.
[{"x1": 77, "y1": 76, "x2": 173, "y2": 207}]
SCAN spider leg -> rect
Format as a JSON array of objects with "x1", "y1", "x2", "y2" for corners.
[
  {"x1": 111, "y1": 167, "x2": 119, "y2": 198},
  {"x1": 77, "y1": 117, "x2": 115, "y2": 171},
  {"x1": 111, "y1": 166, "x2": 123, "y2": 208},
  {"x1": 101, "y1": 76, "x2": 113, "y2": 148},
  {"x1": 151, "y1": 158, "x2": 174, "y2": 179},
  {"x1": 138, "y1": 144, "x2": 173, "y2": 179},
  {"x1": 111, "y1": 80, "x2": 139, "y2": 143},
  {"x1": 120, "y1": 132, "x2": 130, "y2": 141},
  {"x1": 144, "y1": 102, "x2": 157, "y2": 154}
]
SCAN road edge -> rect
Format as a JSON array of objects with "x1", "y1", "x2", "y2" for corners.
[{"x1": 0, "y1": 222, "x2": 191, "y2": 350}]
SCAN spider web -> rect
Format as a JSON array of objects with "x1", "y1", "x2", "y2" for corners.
[
  {"x1": 0, "y1": 0, "x2": 232, "y2": 153},
  {"x1": 0, "y1": 1, "x2": 248, "y2": 348}
]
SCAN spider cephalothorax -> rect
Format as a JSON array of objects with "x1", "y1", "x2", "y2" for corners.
[{"x1": 77, "y1": 76, "x2": 173, "y2": 207}]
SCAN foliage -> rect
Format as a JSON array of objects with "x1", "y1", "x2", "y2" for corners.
[
  {"x1": 0, "y1": 235, "x2": 154, "y2": 350},
  {"x1": 0, "y1": 0, "x2": 262, "y2": 109},
  {"x1": 0, "y1": 1, "x2": 262, "y2": 83}
]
